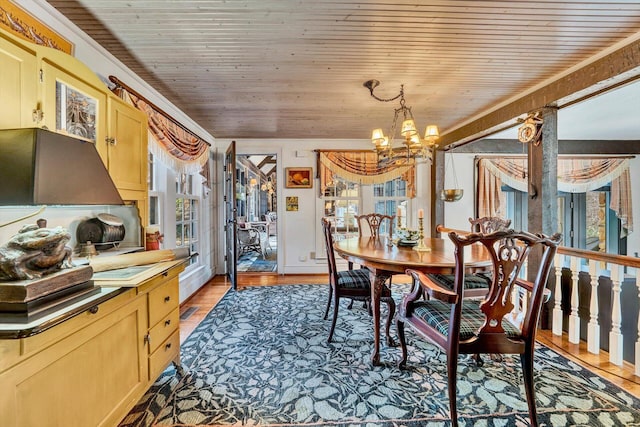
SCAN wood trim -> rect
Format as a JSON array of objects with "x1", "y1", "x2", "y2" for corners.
[
  {"x1": 557, "y1": 246, "x2": 640, "y2": 269},
  {"x1": 450, "y1": 139, "x2": 640, "y2": 154}
]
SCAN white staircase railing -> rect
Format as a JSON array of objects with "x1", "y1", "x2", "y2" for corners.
[{"x1": 551, "y1": 246, "x2": 640, "y2": 376}]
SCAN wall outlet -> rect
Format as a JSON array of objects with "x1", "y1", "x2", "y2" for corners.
[{"x1": 298, "y1": 255, "x2": 307, "y2": 262}]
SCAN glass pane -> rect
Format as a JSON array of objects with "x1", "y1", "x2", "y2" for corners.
[
  {"x1": 323, "y1": 200, "x2": 335, "y2": 217},
  {"x1": 385, "y1": 180, "x2": 394, "y2": 196},
  {"x1": 175, "y1": 198, "x2": 184, "y2": 222},
  {"x1": 184, "y1": 199, "x2": 191, "y2": 221},
  {"x1": 187, "y1": 175, "x2": 193, "y2": 195},
  {"x1": 176, "y1": 224, "x2": 183, "y2": 246},
  {"x1": 148, "y1": 153, "x2": 154, "y2": 191},
  {"x1": 184, "y1": 223, "x2": 191, "y2": 245},
  {"x1": 191, "y1": 221, "x2": 198, "y2": 242},
  {"x1": 149, "y1": 195, "x2": 158, "y2": 225},
  {"x1": 190, "y1": 199, "x2": 198, "y2": 220},
  {"x1": 586, "y1": 191, "x2": 605, "y2": 251},
  {"x1": 373, "y1": 183, "x2": 384, "y2": 197},
  {"x1": 397, "y1": 179, "x2": 407, "y2": 196}
]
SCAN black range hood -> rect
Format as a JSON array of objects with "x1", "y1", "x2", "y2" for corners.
[{"x1": 0, "y1": 128, "x2": 123, "y2": 206}]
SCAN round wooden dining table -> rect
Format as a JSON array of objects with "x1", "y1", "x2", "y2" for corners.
[{"x1": 333, "y1": 236, "x2": 492, "y2": 366}]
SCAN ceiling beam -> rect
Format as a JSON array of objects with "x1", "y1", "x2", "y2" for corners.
[
  {"x1": 439, "y1": 37, "x2": 640, "y2": 149},
  {"x1": 450, "y1": 139, "x2": 640, "y2": 154}
]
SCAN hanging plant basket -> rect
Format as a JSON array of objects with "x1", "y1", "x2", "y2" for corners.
[
  {"x1": 441, "y1": 152, "x2": 464, "y2": 202},
  {"x1": 440, "y1": 188, "x2": 464, "y2": 202}
]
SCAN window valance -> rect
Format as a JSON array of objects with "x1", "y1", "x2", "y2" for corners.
[
  {"x1": 316, "y1": 150, "x2": 416, "y2": 198},
  {"x1": 109, "y1": 76, "x2": 211, "y2": 187},
  {"x1": 477, "y1": 156, "x2": 633, "y2": 232}
]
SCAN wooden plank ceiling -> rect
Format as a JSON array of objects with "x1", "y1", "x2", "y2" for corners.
[{"x1": 47, "y1": 1, "x2": 640, "y2": 141}]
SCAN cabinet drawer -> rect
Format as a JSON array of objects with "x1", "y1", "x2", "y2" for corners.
[
  {"x1": 149, "y1": 330, "x2": 180, "y2": 381},
  {"x1": 148, "y1": 308, "x2": 179, "y2": 354},
  {"x1": 148, "y1": 278, "x2": 179, "y2": 326}
]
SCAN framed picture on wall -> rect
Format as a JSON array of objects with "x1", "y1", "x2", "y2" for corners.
[
  {"x1": 56, "y1": 81, "x2": 98, "y2": 143},
  {"x1": 286, "y1": 196, "x2": 299, "y2": 211},
  {"x1": 285, "y1": 167, "x2": 312, "y2": 188}
]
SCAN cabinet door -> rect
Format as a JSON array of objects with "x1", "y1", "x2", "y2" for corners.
[
  {"x1": 107, "y1": 96, "x2": 148, "y2": 193},
  {"x1": 0, "y1": 295, "x2": 149, "y2": 427},
  {"x1": 40, "y1": 60, "x2": 108, "y2": 158},
  {"x1": 0, "y1": 33, "x2": 38, "y2": 128}
]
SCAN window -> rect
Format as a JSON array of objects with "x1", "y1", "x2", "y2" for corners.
[
  {"x1": 176, "y1": 173, "x2": 200, "y2": 265},
  {"x1": 503, "y1": 185, "x2": 622, "y2": 253},
  {"x1": 373, "y1": 177, "x2": 408, "y2": 232},
  {"x1": 321, "y1": 177, "x2": 360, "y2": 242},
  {"x1": 148, "y1": 153, "x2": 160, "y2": 227}
]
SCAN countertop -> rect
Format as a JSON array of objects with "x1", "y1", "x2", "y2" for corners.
[{"x1": 0, "y1": 259, "x2": 186, "y2": 339}]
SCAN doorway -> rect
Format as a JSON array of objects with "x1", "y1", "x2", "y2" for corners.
[{"x1": 235, "y1": 154, "x2": 277, "y2": 273}]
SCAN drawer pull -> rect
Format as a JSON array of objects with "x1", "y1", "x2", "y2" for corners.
[
  {"x1": 88, "y1": 305, "x2": 99, "y2": 314},
  {"x1": 163, "y1": 271, "x2": 169, "y2": 277},
  {"x1": 165, "y1": 319, "x2": 171, "y2": 326},
  {"x1": 165, "y1": 343, "x2": 172, "y2": 350},
  {"x1": 164, "y1": 296, "x2": 171, "y2": 303}
]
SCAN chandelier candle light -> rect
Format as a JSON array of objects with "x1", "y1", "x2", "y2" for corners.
[{"x1": 364, "y1": 79, "x2": 439, "y2": 163}]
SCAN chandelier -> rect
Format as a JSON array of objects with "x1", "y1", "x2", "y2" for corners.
[
  {"x1": 261, "y1": 179, "x2": 275, "y2": 195},
  {"x1": 364, "y1": 79, "x2": 439, "y2": 162}
]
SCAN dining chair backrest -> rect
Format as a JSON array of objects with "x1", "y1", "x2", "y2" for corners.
[
  {"x1": 468, "y1": 216, "x2": 511, "y2": 234},
  {"x1": 321, "y1": 218, "x2": 338, "y2": 281},
  {"x1": 355, "y1": 213, "x2": 395, "y2": 238}
]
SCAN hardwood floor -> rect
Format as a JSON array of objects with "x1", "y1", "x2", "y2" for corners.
[{"x1": 179, "y1": 273, "x2": 640, "y2": 399}]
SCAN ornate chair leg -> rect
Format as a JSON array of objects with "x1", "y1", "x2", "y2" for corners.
[
  {"x1": 521, "y1": 345, "x2": 539, "y2": 427},
  {"x1": 396, "y1": 318, "x2": 408, "y2": 369},
  {"x1": 323, "y1": 286, "x2": 333, "y2": 320},
  {"x1": 327, "y1": 294, "x2": 340, "y2": 343},
  {"x1": 447, "y1": 354, "x2": 460, "y2": 427},
  {"x1": 471, "y1": 353, "x2": 484, "y2": 367},
  {"x1": 383, "y1": 297, "x2": 396, "y2": 346}
]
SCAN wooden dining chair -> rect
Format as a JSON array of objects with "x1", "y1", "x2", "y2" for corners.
[
  {"x1": 469, "y1": 216, "x2": 512, "y2": 233},
  {"x1": 321, "y1": 218, "x2": 396, "y2": 343},
  {"x1": 397, "y1": 229, "x2": 561, "y2": 427},
  {"x1": 430, "y1": 216, "x2": 513, "y2": 299},
  {"x1": 351, "y1": 213, "x2": 396, "y2": 307},
  {"x1": 355, "y1": 213, "x2": 395, "y2": 238}
]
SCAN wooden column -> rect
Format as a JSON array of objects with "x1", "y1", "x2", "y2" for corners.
[
  {"x1": 431, "y1": 148, "x2": 445, "y2": 236},
  {"x1": 527, "y1": 107, "x2": 558, "y2": 329},
  {"x1": 527, "y1": 106, "x2": 558, "y2": 234}
]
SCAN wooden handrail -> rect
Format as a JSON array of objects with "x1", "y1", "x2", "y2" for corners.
[{"x1": 557, "y1": 246, "x2": 640, "y2": 269}]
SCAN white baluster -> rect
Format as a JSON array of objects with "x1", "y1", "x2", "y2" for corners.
[
  {"x1": 609, "y1": 264, "x2": 624, "y2": 366},
  {"x1": 568, "y1": 256, "x2": 581, "y2": 344},
  {"x1": 587, "y1": 260, "x2": 600, "y2": 354},
  {"x1": 552, "y1": 253, "x2": 564, "y2": 336},
  {"x1": 634, "y1": 269, "x2": 640, "y2": 376}
]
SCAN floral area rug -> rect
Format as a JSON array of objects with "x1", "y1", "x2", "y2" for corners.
[{"x1": 119, "y1": 284, "x2": 640, "y2": 427}]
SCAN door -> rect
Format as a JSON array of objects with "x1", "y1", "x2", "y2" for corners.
[{"x1": 224, "y1": 141, "x2": 237, "y2": 290}]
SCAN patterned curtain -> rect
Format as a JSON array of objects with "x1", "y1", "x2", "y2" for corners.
[
  {"x1": 109, "y1": 77, "x2": 211, "y2": 188},
  {"x1": 316, "y1": 150, "x2": 416, "y2": 198},
  {"x1": 477, "y1": 156, "x2": 633, "y2": 232}
]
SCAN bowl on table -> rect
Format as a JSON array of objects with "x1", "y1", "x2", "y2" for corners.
[{"x1": 396, "y1": 229, "x2": 420, "y2": 246}]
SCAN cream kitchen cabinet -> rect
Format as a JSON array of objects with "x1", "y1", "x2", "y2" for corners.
[
  {"x1": 104, "y1": 95, "x2": 149, "y2": 227},
  {"x1": 104, "y1": 94, "x2": 149, "y2": 196},
  {"x1": 0, "y1": 260, "x2": 186, "y2": 427},
  {"x1": 2, "y1": 28, "x2": 149, "y2": 222},
  {"x1": 0, "y1": 30, "x2": 38, "y2": 129},
  {"x1": 137, "y1": 262, "x2": 184, "y2": 379},
  {"x1": 0, "y1": 289, "x2": 149, "y2": 427}
]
